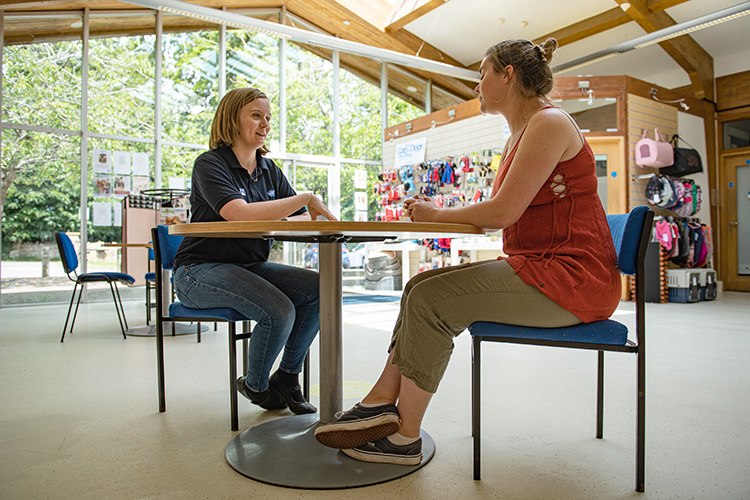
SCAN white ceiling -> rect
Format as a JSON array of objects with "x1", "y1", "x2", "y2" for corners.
[{"x1": 403, "y1": 0, "x2": 750, "y2": 89}]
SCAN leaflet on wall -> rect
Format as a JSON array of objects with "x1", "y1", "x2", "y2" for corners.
[
  {"x1": 354, "y1": 169, "x2": 367, "y2": 189},
  {"x1": 114, "y1": 175, "x2": 131, "y2": 196},
  {"x1": 113, "y1": 202, "x2": 122, "y2": 227},
  {"x1": 132, "y1": 176, "x2": 149, "y2": 194},
  {"x1": 132, "y1": 152, "x2": 149, "y2": 176},
  {"x1": 354, "y1": 211, "x2": 368, "y2": 222},
  {"x1": 93, "y1": 149, "x2": 112, "y2": 173},
  {"x1": 113, "y1": 151, "x2": 131, "y2": 175},
  {"x1": 394, "y1": 137, "x2": 426, "y2": 169},
  {"x1": 94, "y1": 174, "x2": 112, "y2": 197},
  {"x1": 354, "y1": 191, "x2": 368, "y2": 211},
  {"x1": 92, "y1": 202, "x2": 112, "y2": 226}
]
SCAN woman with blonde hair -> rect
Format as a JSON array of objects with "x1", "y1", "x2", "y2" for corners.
[
  {"x1": 174, "y1": 88, "x2": 336, "y2": 415},
  {"x1": 315, "y1": 39, "x2": 620, "y2": 465}
]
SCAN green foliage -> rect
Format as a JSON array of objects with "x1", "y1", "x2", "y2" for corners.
[
  {"x1": 88, "y1": 36, "x2": 155, "y2": 137},
  {"x1": 2, "y1": 28, "x2": 424, "y2": 252}
]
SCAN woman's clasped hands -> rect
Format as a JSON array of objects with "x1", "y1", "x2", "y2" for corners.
[{"x1": 403, "y1": 195, "x2": 437, "y2": 222}]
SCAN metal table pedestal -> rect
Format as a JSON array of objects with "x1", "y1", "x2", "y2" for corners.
[{"x1": 225, "y1": 414, "x2": 435, "y2": 489}]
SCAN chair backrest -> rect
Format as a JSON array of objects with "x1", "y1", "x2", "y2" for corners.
[
  {"x1": 53, "y1": 231, "x2": 79, "y2": 275},
  {"x1": 606, "y1": 206, "x2": 652, "y2": 276},
  {"x1": 153, "y1": 225, "x2": 184, "y2": 271}
]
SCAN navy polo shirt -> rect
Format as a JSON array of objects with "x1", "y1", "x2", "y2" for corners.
[{"x1": 173, "y1": 146, "x2": 306, "y2": 269}]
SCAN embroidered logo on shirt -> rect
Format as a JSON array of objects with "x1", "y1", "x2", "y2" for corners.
[
  {"x1": 239, "y1": 188, "x2": 246, "y2": 197},
  {"x1": 267, "y1": 189, "x2": 275, "y2": 198}
]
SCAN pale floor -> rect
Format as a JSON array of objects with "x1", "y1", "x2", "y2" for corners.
[{"x1": 1, "y1": 291, "x2": 749, "y2": 500}]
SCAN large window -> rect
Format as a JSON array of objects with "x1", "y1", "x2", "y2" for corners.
[
  {"x1": 286, "y1": 43, "x2": 333, "y2": 156},
  {"x1": 2, "y1": 40, "x2": 82, "y2": 130},
  {"x1": 88, "y1": 35, "x2": 155, "y2": 138},
  {"x1": 226, "y1": 30, "x2": 280, "y2": 146},
  {"x1": 162, "y1": 28, "x2": 219, "y2": 146},
  {"x1": 340, "y1": 66, "x2": 382, "y2": 160},
  {"x1": 1, "y1": 33, "x2": 84, "y2": 305},
  {"x1": 2, "y1": 13, "x2": 439, "y2": 305}
]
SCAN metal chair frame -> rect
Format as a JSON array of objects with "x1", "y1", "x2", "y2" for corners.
[
  {"x1": 469, "y1": 207, "x2": 653, "y2": 492},
  {"x1": 54, "y1": 231, "x2": 133, "y2": 342},
  {"x1": 151, "y1": 226, "x2": 309, "y2": 431}
]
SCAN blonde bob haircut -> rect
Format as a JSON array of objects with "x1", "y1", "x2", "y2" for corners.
[{"x1": 209, "y1": 87, "x2": 270, "y2": 154}]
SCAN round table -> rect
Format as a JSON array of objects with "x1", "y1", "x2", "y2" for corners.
[{"x1": 170, "y1": 220, "x2": 484, "y2": 488}]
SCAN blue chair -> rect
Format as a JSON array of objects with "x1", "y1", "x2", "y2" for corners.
[
  {"x1": 151, "y1": 225, "x2": 310, "y2": 431},
  {"x1": 468, "y1": 206, "x2": 653, "y2": 492},
  {"x1": 54, "y1": 231, "x2": 135, "y2": 342}
]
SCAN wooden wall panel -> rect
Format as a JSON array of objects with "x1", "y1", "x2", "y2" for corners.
[{"x1": 716, "y1": 71, "x2": 750, "y2": 112}]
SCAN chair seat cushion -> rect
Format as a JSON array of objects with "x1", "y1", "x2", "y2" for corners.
[
  {"x1": 79, "y1": 272, "x2": 135, "y2": 284},
  {"x1": 145, "y1": 272, "x2": 156, "y2": 281},
  {"x1": 169, "y1": 302, "x2": 249, "y2": 322},
  {"x1": 469, "y1": 319, "x2": 629, "y2": 346}
]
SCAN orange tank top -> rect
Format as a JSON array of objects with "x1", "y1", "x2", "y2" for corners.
[{"x1": 491, "y1": 122, "x2": 620, "y2": 323}]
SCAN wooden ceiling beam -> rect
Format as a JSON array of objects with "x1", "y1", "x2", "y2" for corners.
[
  {"x1": 619, "y1": 0, "x2": 714, "y2": 100},
  {"x1": 532, "y1": 0, "x2": 689, "y2": 48},
  {"x1": 385, "y1": 0, "x2": 449, "y2": 33}
]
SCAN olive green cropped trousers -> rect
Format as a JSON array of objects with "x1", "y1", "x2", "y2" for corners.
[{"x1": 388, "y1": 259, "x2": 581, "y2": 393}]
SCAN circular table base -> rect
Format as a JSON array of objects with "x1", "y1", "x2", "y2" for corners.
[
  {"x1": 126, "y1": 323, "x2": 209, "y2": 337},
  {"x1": 225, "y1": 414, "x2": 435, "y2": 489}
]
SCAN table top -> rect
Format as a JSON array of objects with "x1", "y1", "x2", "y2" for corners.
[{"x1": 169, "y1": 220, "x2": 484, "y2": 243}]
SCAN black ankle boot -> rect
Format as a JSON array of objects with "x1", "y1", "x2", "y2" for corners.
[
  {"x1": 236, "y1": 376, "x2": 287, "y2": 410},
  {"x1": 269, "y1": 371, "x2": 317, "y2": 415}
]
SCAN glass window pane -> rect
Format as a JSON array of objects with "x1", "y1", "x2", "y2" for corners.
[
  {"x1": 388, "y1": 65, "x2": 427, "y2": 115},
  {"x1": 86, "y1": 139, "x2": 155, "y2": 287},
  {"x1": 340, "y1": 65, "x2": 382, "y2": 161},
  {"x1": 286, "y1": 43, "x2": 333, "y2": 156},
  {"x1": 340, "y1": 163, "x2": 380, "y2": 221},
  {"x1": 431, "y1": 85, "x2": 464, "y2": 111},
  {"x1": 723, "y1": 119, "x2": 750, "y2": 150},
  {"x1": 88, "y1": 33, "x2": 155, "y2": 138},
  {"x1": 226, "y1": 30, "x2": 280, "y2": 148},
  {"x1": 162, "y1": 28, "x2": 219, "y2": 145},
  {"x1": 2, "y1": 37, "x2": 82, "y2": 130},
  {"x1": 556, "y1": 98, "x2": 619, "y2": 133},
  {"x1": 162, "y1": 145, "x2": 204, "y2": 189},
  {"x1": 388, "y1": 92, "x2": 422, "y2": 129},
  {"x1": 1, "y1": 130, "x2": 80, "y2": 305}
]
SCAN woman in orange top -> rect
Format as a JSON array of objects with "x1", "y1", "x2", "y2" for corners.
[{"x1": 315, "y1": 38, "x2": 620, "y2": 466}]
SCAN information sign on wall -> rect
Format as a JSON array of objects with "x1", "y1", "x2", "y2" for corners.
[{"x1": 394, "y1": 137, "x2": 426, "y2": 169}]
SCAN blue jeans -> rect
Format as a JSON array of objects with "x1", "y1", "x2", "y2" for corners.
[{"x1": 173, "y1": 262, "x2": 319, "y2": 393}]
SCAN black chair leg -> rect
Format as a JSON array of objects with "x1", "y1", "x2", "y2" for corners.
[
  {"x1": 636, "y1": 352, "x2": 646, "y2": 492},
  {"x1": 242, "y1": 321, "x2": 251, "y2": 375},
  {"x1": 70, "y1": 282, "x2": 86, "y2": 333},
  {"x1": 109, "y1": 282, "x2": 128, "y2": 338},
  {"x1": 197, "y1": 322, "x2": 202, "y2": 343},
  {"x1": 61, "y1": 282, "x2": 80, "y2": 342},
  {"x1": 597, "y1": 350, "x2": 604, "y2": 439},
  {"x1": 157, "y1": 314, "x2": 166, "y2": 413},
  {"x1": 146, "y1": 283, "x2": 152, "y2": 325},
  {"x1": 229, "y1": 323, "x2": 239, "y2": 432},
  {"x1": 303, "y1": 351, "x2": 310, "y2": 401},
  {"x1": 472, "y1": 336, "x2": 481, "y2": 480}
]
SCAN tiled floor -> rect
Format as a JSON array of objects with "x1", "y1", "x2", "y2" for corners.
[{"x1": 1, "y1": 291, "x2": 748, "y2": 499}]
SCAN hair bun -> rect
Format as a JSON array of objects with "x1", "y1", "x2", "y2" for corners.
[{"x1": 539, "y1": 38, "x2": 558, "y2": 63}]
